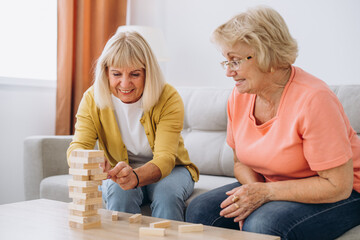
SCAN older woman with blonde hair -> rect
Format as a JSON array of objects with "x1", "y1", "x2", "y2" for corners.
[
  {"x1": 67, "y1": 31, "x2": 199, "y2": 221},
  {"x1": 186, "y1": 6, "x2": 360, "y2": 239}
]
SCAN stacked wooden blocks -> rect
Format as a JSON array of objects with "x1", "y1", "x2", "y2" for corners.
[{"x1": 68, "y1": 149, "x2": 107, "y2": 229}]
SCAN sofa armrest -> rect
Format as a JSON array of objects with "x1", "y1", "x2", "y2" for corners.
[{"x1": 23, "y1": 135, "x2": 73, "y2": 200}]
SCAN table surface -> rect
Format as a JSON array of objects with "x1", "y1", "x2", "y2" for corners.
[{"x1": 0, "y1": 199, "x2": 279, "y2": 240}]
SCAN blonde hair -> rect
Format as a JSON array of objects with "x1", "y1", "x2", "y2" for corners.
[
  {"x1": 212, "y1": 6, "x2": 298, "y2": 72},
  {"x1": 93, "y1": 31, "x2": 165, "y2": 111}
]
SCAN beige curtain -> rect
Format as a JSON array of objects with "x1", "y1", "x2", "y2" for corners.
[{"x1": 56, "y1": 0, "x2": 127, "y2": 135}]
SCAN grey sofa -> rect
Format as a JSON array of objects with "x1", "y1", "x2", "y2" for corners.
[{"x1": 24, "y1": 86, "x2": 360, "y2": 239}]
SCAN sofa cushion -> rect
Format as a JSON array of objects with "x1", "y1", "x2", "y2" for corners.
[
  {"x1": 178, "y1": 87, "x2": 235, "y2": 177},
  {"x1": 40, "y1": 175, "x2": 71, "y2": 202}
]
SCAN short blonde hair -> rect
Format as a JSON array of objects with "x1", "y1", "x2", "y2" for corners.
[
  {"x1": 212, "y1": 6, "x2": 298, "y2": 72},
  {"x1": 94, "y1": 31, "x2": 165, "y2": 111}
]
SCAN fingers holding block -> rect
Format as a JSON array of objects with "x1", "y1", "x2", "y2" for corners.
[
  {"x1": 178, "y1": 224, "x2": 204, "y2": 233},
  {"x1": 129, "y1": 213, "x2": 142, "y2": 223},
  {"x1": 139, "y1": 227, "x2": 165, "y2": 236},
  {"x1": 149, "y1": 220, "x2": 171, "y2": 228}
]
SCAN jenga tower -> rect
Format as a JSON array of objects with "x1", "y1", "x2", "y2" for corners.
[{"x1": 68, "y1": 150, "x2": 107, "y2": 229}]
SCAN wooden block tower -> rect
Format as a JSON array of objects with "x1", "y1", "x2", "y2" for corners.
[{"x1": 68, "y1": 149, "x2": 107, "y2": 229}]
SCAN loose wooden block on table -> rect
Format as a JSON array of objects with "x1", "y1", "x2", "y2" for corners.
[
  {"x1": 150, "y1": 220, "x2": 171, "y2": 228},
  {"x1": 129, "y1": 213, "x2": 142, "y2": 223},
  {"x1": 112, "y1": 211, "x2": 119, "y2": 221},
  {"x1": 139, "y1": 227, "x2": 166, "y2": 236},
  {"x1": 178, "y1": 223, "x2": 204, "y2": 233}
]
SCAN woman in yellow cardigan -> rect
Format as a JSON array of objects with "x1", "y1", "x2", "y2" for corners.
[{"x1": 67, "y1": 31, "x2": 199, "y2": 221}]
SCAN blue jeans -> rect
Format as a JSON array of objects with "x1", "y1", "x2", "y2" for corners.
[
  {"x1": 186, "y1": 182, "x2": 360, "y2": 240},
  {"x1": 100, "y1": 166, "x2": 194, "y2": 221}
]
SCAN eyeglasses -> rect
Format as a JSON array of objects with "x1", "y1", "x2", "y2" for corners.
[{"x1": 220, "y1": 56, "x2": 253, "y2": 71}]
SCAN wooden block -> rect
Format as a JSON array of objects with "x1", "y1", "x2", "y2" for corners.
[
  {"x1": 69, "y1": 214, "x2": 100, "y2": 224},
  {"x1": 149, "y1": 220, "x2": 171, "y2": 228},
  {"x1": 69, "y1": 220, "x2": 101, "y2": 229},
  {"x1": 72, "y1": 197, "x2": 103, "y2": 205},
  {"x1": 71, "y1": 149, "x2": 104, "y2": 158},
  {"x1": 73, "y1": 175, "x2": 90, "y2": 181},
  {"x1": 68, "y1": 202, "x2": 102, "y2": 211},
  {"x1": 69, "y1": 186, "x2": 99, "y2": 194},
  {"x1": 69, "y1": 190, "x2": 102, "y2": 200},
  {"x1": 90, "y1": 173, "x2": 108, "y2": 180},
  {"x1": 112, "y1": 211, "x2": 119, "y2": 221},
  {"x1": 178, "y1": 224, "x2": 204, "y2": 233},
  {"x1": 129, "y1": 213, "x2": 142, "y2": 223},
  {"x1": 69, "y1": 209, "x2": 98, "y2": 217},
  {"x1": 68, "y1": 179, "x2": 102, "y2": 188},
  {"x1": 70, "y1": 162, "x2": 100, "y2": 169},
  {"x1": 139, "y1": 227, "x2": 165, "y2": 236},
  {"x1": 69, "y1": 168, "x2": 103, "y2": 176},
  {"x1": 69, "y1": 156, "x2": 104, "y2": 164}
]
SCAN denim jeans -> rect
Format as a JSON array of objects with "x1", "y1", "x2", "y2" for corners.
[
  {"x1": 100, "y1": 166, "x2": 194, "y2": 221},
  {"x1": 186, "y1": 182, "x2": 360, "y2": 240}
]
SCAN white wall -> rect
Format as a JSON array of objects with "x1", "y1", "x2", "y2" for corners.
[
  {"x1": 0, "y1": 78, "x2": 56, "y2": 204},
  {"x1": 129, "y1": 0, "x2": 360, "y2": 88}
]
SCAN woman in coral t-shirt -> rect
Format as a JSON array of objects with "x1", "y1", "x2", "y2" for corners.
[{"x1": 186, "y1": 6, "x2": 360, "y2": 239}]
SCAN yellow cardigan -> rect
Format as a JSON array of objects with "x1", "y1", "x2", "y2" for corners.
[{"x1": 67, "y1": 84, "x2": 199, "y2": 182}]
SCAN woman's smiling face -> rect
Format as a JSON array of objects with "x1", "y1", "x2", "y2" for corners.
[
  {"x1": 222, "y1": 43, "x2": 267, "y2": 95},
  {"x1": 108, "y1": 66, "x2": 145, "y2": 103}
]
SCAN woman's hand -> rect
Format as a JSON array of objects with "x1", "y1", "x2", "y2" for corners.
[
  {"x1": 219, "y1": 183, "x2": 271, "y2": 228},
  {"x1": 107, "y1": 162, "x2": 138, "y2": 190}
]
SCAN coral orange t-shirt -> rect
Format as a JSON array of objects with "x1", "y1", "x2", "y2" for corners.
[{"x1": 226, "y1": 66, "x2": 360, "y2": 193}]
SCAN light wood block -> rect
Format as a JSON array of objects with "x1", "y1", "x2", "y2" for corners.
[
  {"x1": 69, "y1": 190, "x2": 102, "y2": 200},
  {"x1": 149, "y1": 220, "x2": 171, "y2": 228},
  {"x1": 73, "y1": 175, "x2": 90, "y2": 181},
  {"x1": 129, "y1": 213, "x2": 142, "y2": 223},
  {"x1": 68, "y1": 202, "x2": 102, "y2": 211},
  {"x1": 72, "y1": 197, "x2": 103, "y2": 205},
  {"x1": 112, "y1": 211, "x2": 119, "y2": 221},
  {"x1": 69, "y1": 220, "x2": 101, "y2": 229},
  {"x1": 90, "y1": 173, "x2": 108, "y2": 180},
  {"x1": 71, "y1": 149, "x2": 104, "y2": 158},
  {"x1": 69, "y1": 168, "x2": 103, "y2": 176},
  {"x1": 69, "y1": 214, "x2": 100, "y2": 224},
  {"x1": 139, "y1": 227, "x2": 165, "y2": 236},
  {"x1": 178, "y1": 224, "x2": 204, "y2": 233},
  {"x1": 69, "y1": 156, "x2": 104, "y2": 164},
  {"x1": 70, "y1": 162, "x2": 100, "y2": 169},
  {"x1": 69, "y1": 186, "x2": 99, "y2": 194},
  {"x1": 69, "y1": 209, "x2": 98, "y2": 217},
  {"x1": 68, "y1": 179, "x2": 102, "y2": 188}
]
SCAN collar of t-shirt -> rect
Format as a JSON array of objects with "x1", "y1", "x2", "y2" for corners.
[{"x1": 111, "y1": 95, "x2": 153, "y2": 167}]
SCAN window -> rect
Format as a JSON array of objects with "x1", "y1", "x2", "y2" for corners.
[{"x1": 0, "y1": 0, "x2": 57, "y2": 81}]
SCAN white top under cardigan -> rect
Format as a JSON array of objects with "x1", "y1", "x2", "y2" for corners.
[{"x1": 111, "y1": 95, "x2": 153, "y2": 168}]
